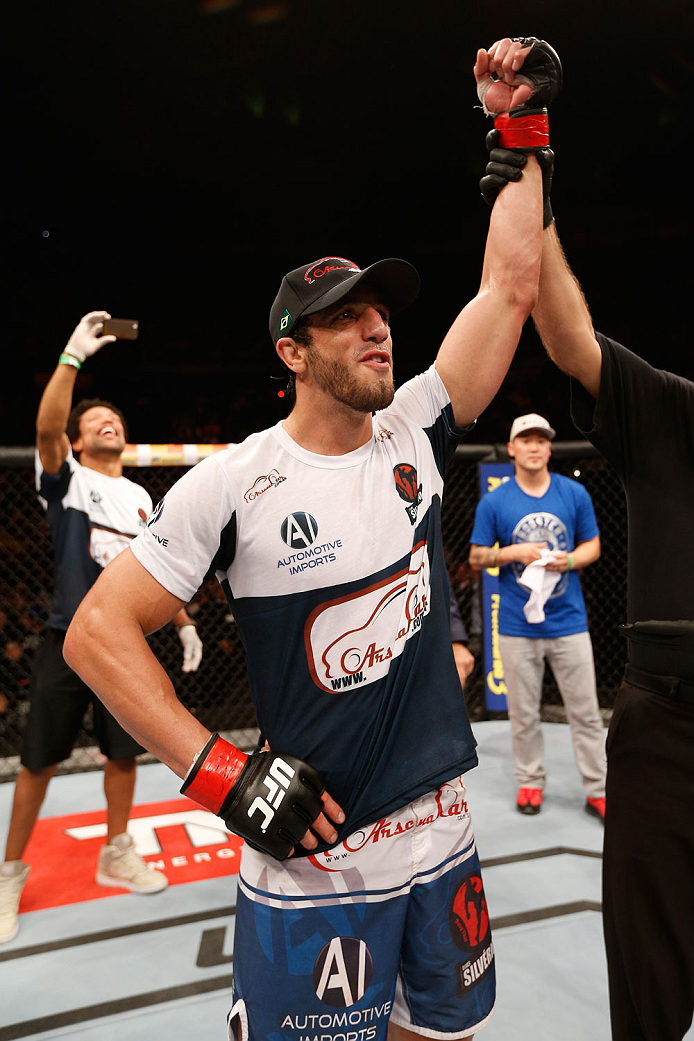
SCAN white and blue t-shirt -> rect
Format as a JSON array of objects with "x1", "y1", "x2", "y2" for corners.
[
  {"x1": 37, "y1": 450, "x2": 152, "y2": 631},
  {"x1": 470, "y1": 473, "x2": 599, "y2": 638},
  {"x1": 130, "y1": 365, "x2": 477, "y2": 853}
]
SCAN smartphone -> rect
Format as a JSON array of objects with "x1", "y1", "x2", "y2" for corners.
[{"x1": 102, "y1": 318, "x2": 139, "y2": 340}]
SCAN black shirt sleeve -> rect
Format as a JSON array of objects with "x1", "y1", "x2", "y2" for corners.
[{"x1": 570, "y1": 332, "x2": 694, "y2": 485}]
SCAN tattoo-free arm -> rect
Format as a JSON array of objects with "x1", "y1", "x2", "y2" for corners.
[
  {"x1": 64, "y1": 549, "x2": 210, "y2": 776},
  {"x1": 532, "y1": 225, "x2": 602, "y2": 399}
]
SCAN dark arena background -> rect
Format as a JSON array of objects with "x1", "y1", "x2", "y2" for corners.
[
  {"x1": 3, "y1": 0, "x2": 693, "y2": 772},
  {"x1": 2, "y1": 6, "x2": 694, "y2": 1040}
]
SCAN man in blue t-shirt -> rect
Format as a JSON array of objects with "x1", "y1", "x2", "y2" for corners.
[{"x1": 469, "y1": 413, "x2": 606, "y2": 818}]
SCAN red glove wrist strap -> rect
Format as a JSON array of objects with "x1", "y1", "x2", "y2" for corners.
[
  {"x1": 182, "y1": 734, "x2": 247, "y2": 814},
  {"x1": 494, "y1": 112, "x2": 549, "y2": 150}
]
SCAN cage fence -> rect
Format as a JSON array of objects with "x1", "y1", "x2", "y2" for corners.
[{"x1": 0, "y1": 443, "x2": 627, "y2": 781}]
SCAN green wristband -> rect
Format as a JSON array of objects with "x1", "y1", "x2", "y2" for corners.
[
  {"x1": 58, "y1": 352, "x2": 81, "y2": 370},
  {"x1": 567, "y1": 553, "x2": 574, "y2": 571}
]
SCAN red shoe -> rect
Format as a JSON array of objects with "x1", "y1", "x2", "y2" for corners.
[
  {"x1": 516, "y1": 787, "x2": 543, "y2": 815},
  {"x1": 585, "y1": 796, "x2": 606, "y2": 822}
]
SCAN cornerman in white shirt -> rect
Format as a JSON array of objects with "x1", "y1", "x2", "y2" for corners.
[{"x1": 0, "y1": 312, "x2": 203, "y2": 946}]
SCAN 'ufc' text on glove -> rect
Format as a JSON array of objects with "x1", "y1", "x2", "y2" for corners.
[{"x1": 180, "y1": 733, "x2": 326, "y2": 861}]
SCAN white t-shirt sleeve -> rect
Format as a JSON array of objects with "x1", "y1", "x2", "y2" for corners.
[{"x1": 130, "y1": 454, "x2": 236, "y2": 602}]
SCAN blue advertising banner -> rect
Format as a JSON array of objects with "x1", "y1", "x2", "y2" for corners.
[{"x1": 478, "y1": 462, "x2": 514, "y2": 712}]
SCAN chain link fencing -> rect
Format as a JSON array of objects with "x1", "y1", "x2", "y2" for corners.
[{"x1": 0, "y1": 442, "x2": 626, "y2": 781}]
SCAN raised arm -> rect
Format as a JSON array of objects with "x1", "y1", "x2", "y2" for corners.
[
  {"x1": 435, "y1": 154, "x2": 543, "y2": 427},
  {"x1": 473, "y1": 42, "x2": 602, "y2": 402},
  {"x1": 36, "y1": 311, "x2": 116, "y2": 473},
  {"x1": 533, "y1": 224, "x2": 603, "y2": 399},
  {"x1": 435, "y1": 38, "x2": 561, "y2": 427}
]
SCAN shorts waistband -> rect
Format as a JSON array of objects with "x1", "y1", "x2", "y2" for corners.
[{"x1": 624, "y1": 664, "x2": 694, "y2": 706}]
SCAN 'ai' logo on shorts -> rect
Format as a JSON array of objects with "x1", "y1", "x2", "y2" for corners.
[
  {"x1": 281, "y1": 512, "x2": 318, "y2": 548},
  {"x1": 313, "y1": 937, "x2": 373, "y2": 1007}
]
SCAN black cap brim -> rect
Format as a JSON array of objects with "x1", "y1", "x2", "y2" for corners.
[{"x1": 302, "y1": 258, "x2": 420, "y2": 321}]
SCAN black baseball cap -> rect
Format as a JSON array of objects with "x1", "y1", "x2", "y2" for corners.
[{"x1": 269, "y1": 256, "x2": 421, "y2": 344}]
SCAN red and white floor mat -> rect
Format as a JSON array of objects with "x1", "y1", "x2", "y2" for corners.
[{"x1": 20, "y1": 797, "x2": 243, "y2": 911}]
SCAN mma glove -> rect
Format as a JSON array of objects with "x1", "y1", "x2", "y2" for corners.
[
  {"x1": 481, "y1": 131, "x2": 555, "y2": 227},
  {"x1": 181, "y1": 733, "x2": 326, "y2": 861},
  {"x1": 477, "y1": 37, "x2": 561, "y2": 227}
]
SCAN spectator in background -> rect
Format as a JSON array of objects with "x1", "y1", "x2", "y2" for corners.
[
  {"x1": 469, "y1": 413, "x2": 606, "y2": 819},
  {"x1": 0, "y1": 311, "x2": 204, "y2": 946}
]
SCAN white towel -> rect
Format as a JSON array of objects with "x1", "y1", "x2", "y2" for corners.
[{"x1": 518, "y1": 549, "x2": 562, "y2": 623}]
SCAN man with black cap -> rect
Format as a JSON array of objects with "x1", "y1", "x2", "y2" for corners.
[
  {"x1": 64, "y1": 38, "x2": 559, "y2": 1041},
  {"x1": 468, "y1": 412, "x2": 605, "y2": 820}
]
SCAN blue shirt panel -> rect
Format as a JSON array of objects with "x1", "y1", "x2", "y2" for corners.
[{"x1": 229, "y1": 495, "x2": 478, "y2": 852}]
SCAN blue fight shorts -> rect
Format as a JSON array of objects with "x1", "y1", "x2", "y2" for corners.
[{"x1": 228, "y1": 776, "x2": 495, "y2": 1040}]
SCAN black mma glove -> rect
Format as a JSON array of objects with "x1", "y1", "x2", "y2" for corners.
[
  {"x1": 477, "y1": 37, "x2": 561, "y2": 225},
  {"x1": 181, "y1": 733, "x2": 326, "y2": 861},
  {"x1": 483, "y1": 36, "x2": 562, "y2": 152},
  {"x1": 480, "y1": 129, "x2": 555, "y2": 227}
]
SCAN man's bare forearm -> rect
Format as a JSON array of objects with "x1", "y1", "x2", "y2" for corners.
[
  {"x1": 571, "y1": 535, "x2": 601, "y2": 569},
  {"x1": 533, "y1": 225, "x2": 602, "y2": 397},
  {"x1": 469, "y1": 544, "x2": 516, "y2": 569},
  {"x1": 36, "y1": 364, "x2": 77, "y2": 440}
]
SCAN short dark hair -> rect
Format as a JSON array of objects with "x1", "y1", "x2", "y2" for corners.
[{"x1": 67, "y1": 398, "x2": 129, "y2": 445}]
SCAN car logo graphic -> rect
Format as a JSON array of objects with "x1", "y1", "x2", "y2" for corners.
[{"x1": 304, "y1": 541, "x2": 430, "y2": 693}]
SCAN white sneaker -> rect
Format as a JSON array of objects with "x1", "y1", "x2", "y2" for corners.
[
  {"x1": 96, "y1": 833, "x2": 168, "y2": 894},
  {"x1": 0, "y1": 861, "x2": 30, "y2": 944}
]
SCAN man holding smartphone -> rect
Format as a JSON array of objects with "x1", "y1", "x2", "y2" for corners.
[{"x1": 0, "y1": 312, "x2": 203, "y2": 945}]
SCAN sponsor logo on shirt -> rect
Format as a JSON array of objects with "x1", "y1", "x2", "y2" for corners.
[
  {"x1": 145, "y1": 498, "x2": 170, "y2": 547},
  {"x1": 393, "y1": 463, "x2": 423, "y2": 525},
  {"x1": 147, "y1": 498, "x2": 165, "y2": 527},
  {"x1": 244, "y1": 468, "x2": 287, "y2": 502},
  {"x1": 304, "y1": 540, "x2": 430, "y2": 693},
  {"x1": 375, "y1": 428, "x2": 393, "y2": 443},
  {"x1": 281, "y1": 512, "x2": 319, "y2": 548},
  {"x1": 277, "y1": 540, "x2": 343, "y2": 575}
]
